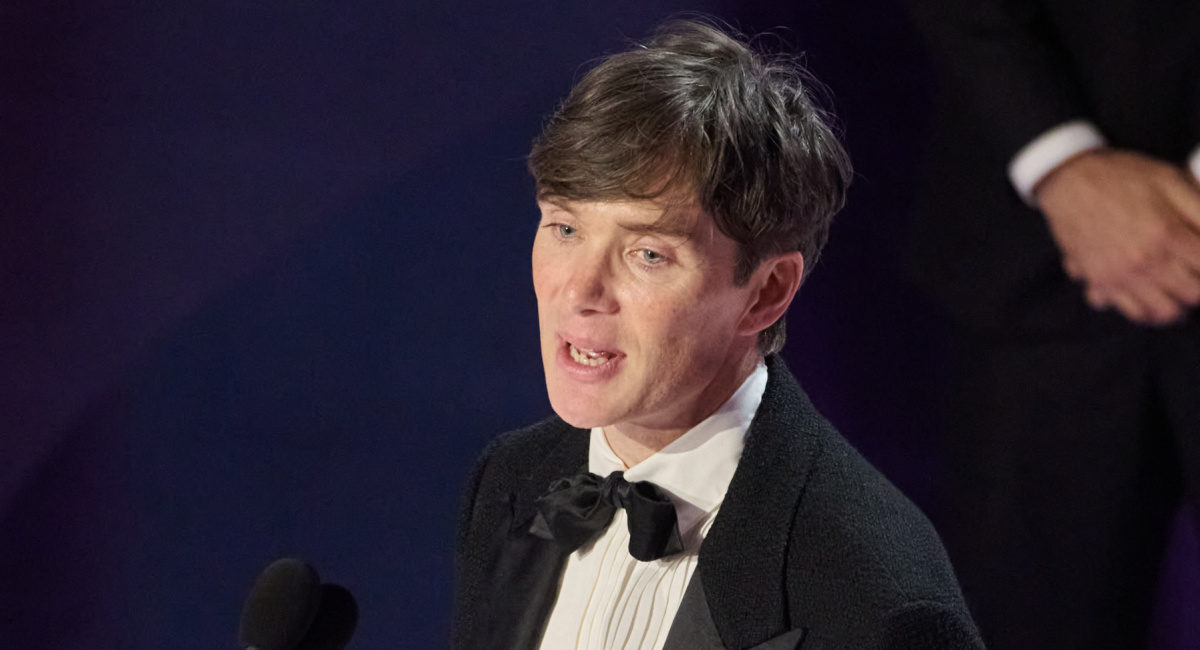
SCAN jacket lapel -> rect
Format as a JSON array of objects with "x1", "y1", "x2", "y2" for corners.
[
  {"x1": 662, "y1": 573, "x2": 724, "y2": 650},
  {"x1": 692, "y1": 355, "x2": 824, "y2": 649},
  {"x1": 484, "y1": 422, "x2": 588, "y2": 650},
  {"x1": 664, "y1": 573, "x2": 823, "y2": 650}
]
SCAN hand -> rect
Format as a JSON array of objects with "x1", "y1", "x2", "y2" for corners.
[{"x1": 1035, "y1": 149, "x2": 1200, "y2": 326}]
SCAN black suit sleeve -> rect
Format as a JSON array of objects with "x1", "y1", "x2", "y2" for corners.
[
  {"x1": 907, "y1": 0, "x2": 1089, "y2": 159},
  {"x1": 881, "y1": 601, "x2": 987, "y2": 650},
  {"x1": 451, "y1": 440, "x2": 496, "y2": 650}
]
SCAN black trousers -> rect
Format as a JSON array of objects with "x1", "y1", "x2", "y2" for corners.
[{"x1": 937, "y1": 321, "x2": 1200, "y2": 650}]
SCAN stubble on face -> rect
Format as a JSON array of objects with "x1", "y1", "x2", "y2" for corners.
[{"x1": 531, "y1": 195, "x2": 762, "y2": 463}]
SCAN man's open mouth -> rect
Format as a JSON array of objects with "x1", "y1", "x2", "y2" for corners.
[{"x1": 568, "y1": 342, "x2": 617, "y2": 367}]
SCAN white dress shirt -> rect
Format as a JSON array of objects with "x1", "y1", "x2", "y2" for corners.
[
  {"x1": 1008, "y1": 119, "x2": 1200, "y2": 205},
  {"x1": 1008, "y1": 119, "x2": 1107, "y2": 205},
  {"x1": 536, "y1": 362, "x2": 768, "y2": 650}
]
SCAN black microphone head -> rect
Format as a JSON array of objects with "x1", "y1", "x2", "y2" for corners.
[
  {"x1": 239, "y1": 558, "x2": 323, "y2": 650},
  {"x1": 293, "y1": 584, "x2": 358, "y2": 650}
]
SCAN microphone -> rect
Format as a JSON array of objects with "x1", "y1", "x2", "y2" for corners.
[{"x1": 239, "y1": 558, "x2": 358, "y2": 650}]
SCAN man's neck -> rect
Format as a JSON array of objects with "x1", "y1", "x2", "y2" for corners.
[
  {"x1": 601, "y1": 426, "x2": 683, "y2": 469},
  {"x1": 602, "y1": 352, "x2": 762, "y2": 468}
]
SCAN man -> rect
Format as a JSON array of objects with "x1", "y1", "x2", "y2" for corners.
[
  {"x1": 453, "y1": 20, "x2": 983, "y2": 650},
  {"x1": 906, "y1": 0, "x2": 1200, "y2": 648}
]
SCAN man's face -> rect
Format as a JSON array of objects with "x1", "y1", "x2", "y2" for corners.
[{"x1": 532, "y1": 196, "x2": 760, "y2": 433}]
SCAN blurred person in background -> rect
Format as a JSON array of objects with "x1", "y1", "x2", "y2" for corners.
[{"x1": 907, "y1": 0, "x2": 1200, "y2": 648}]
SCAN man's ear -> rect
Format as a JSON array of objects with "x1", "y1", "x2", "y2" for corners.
[{"x1": 738, "y1": 252, "x2": 805, "y2": 336}]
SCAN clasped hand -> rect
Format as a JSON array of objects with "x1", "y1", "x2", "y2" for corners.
[{"x1": 1035, "y1": 149, "x2": 1200, "y2": 326}]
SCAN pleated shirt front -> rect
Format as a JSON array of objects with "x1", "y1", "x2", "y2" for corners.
[{"x1": 536, "y1": 363, "x2": 767, "y2": 650}]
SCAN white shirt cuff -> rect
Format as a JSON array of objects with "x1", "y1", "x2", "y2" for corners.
[
  {"x1": 1008, "y1": 120, "x2": 1107, "y2": 206},
  {"x1": 1189, "y1": 144, "x2": 1200, "y2": 184}
]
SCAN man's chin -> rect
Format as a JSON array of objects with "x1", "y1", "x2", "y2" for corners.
[
  {"x1": 550, "y1": 409, "x2": 611, "y2": 430},
  {"x1": 547, "y1": 392, "x2": 615, "y2": 430}
]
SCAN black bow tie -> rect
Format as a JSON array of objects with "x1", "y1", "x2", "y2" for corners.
[{"x1": 529, "y1": 471, "x2": 685, "y2": 562}]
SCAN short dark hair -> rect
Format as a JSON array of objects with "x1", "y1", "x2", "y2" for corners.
[{"x1": 528, "y1": 19, "x2": 851, "y2": 355}]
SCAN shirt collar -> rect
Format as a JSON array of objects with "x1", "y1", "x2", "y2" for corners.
[{"x1": 588, "y1": 360, "x2": 768, "y2": 536}]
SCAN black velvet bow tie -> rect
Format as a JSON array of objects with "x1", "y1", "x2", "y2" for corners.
[{"x1": 529, "y1": 471, "x2": 685, "y2": 562}]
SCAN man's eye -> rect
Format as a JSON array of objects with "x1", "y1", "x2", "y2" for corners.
[
  {"x1": 640, "y1": 249, "x2": 666, "y2": 264},
  {"x1": 556, "y1": 224, "x2": 577, "y2": 239}
]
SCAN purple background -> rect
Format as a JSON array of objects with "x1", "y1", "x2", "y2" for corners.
[{"x1": 2, "y1": 1, "x2": 1196, "y2": 648}]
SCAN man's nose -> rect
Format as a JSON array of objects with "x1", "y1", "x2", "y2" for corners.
[{"x1": 565, "y1": 250, "x2": 618, "y2": 315}]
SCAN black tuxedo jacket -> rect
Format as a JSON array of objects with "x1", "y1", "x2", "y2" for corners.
[
  {"x1": 906, "y1": 0, "x2": 1200, "y2": 338},
  {"x1": 452, "y1": 356, "x2": 983, "y2": 649}
]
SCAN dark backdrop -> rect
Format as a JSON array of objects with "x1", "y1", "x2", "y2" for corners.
[{"x1": 2, "y1": 1, "x2": 1196, "y2": 648}]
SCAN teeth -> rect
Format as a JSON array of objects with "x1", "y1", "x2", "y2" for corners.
[{"x1": 569, "y1": 343, "x2": 613, "y2": 367}]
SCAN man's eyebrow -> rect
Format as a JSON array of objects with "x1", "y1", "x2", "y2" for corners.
[
  {"x1": 538, "y1": 196, "x2": 575, "y2": 213},
  {"x1": 616, "y1": 219, "x2": 691, "y2": 238}
]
